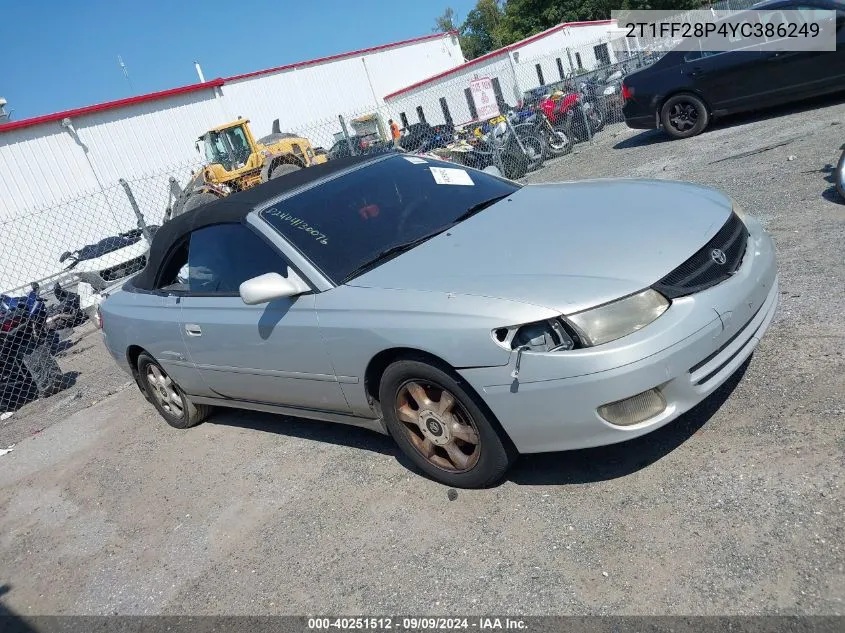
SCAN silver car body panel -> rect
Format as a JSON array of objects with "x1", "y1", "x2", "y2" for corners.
[
  {"x1": 349, "y1": 180, "x2": 734, "y2": 314},
  {"x1": 100, "y1": 175, "x2": 777, "y2": 454}
]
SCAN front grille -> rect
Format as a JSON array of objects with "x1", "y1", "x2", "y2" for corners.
[
  {"x1": 100, "y1": 255, "x2": 147, "y2": 283},
  {"x1": 652, "y1": 212, "x2": 748, "y2": 299}
]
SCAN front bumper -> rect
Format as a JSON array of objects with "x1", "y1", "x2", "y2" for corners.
[{"x1": 459, "y1": 215, "x2": 778, "y2": 454}]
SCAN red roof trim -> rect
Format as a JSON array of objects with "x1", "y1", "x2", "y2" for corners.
[
  {"x1": 384, "y1": 20, "x2": 615, "y2": 100},
  {"x1": 0, "y1": 79, "x2": 225, "y2": 133},
  {"x1": 0, "y1": 30, "x2": 458, "y2": 134},
  {"x1": 225, "y1": 31, "x2": 459, "y2": 82}
]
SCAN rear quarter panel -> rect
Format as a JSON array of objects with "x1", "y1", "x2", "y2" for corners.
[{"x1": 100, "y1": 289, "x2": 202, "y2": 394}]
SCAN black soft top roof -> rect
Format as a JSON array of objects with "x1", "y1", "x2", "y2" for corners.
[{"x1": 132, "y1": 153, "x2": 388, "y2": 290}]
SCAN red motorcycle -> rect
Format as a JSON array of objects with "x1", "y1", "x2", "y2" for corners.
[{"x1": 539, "y1": 90, "x2": 600, "y2": 143}]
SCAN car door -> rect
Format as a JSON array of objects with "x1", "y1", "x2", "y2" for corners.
[
  {"x1": 176, "y1": 222, "x2": 350, "y2": 412},
  {"x1": 755, "y1": 5, "x2": 845, "y2": 99},
  {"x1": 682, "y1": 23, "x2": 769, "y2": 112}
]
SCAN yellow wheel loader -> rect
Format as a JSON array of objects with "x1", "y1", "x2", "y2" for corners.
[{"x1": 167, "y1": 118, "x2": 327, "y2": 219}]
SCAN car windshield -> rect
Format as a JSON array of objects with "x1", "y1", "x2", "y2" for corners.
[{"x1": 259, "y1": 155, "x2": 520, "y2": 283}]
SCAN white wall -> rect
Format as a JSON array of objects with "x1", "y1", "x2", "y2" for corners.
[
  {"x1": 0, "y1": 33, "x2": 463, "y2": 290},
  {"x1": 384, "y1": 24, "x2": 629, "y2": 128}
]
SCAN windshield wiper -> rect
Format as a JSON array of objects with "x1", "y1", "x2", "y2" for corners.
[
  {"x1": 342, "y1": 228, "x2": 448, "y2": 283},
  {"x1": 450, "y1": 193, "x2": 511, "y2": 224}
]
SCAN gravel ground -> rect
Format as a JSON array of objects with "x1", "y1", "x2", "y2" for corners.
[{"x1": 0, "y1": 95, "x2": 843, "y2": 617}]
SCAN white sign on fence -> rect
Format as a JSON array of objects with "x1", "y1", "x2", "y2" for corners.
[{"x1": 469, "y1": 77, "x2": 500, "y2": 120}]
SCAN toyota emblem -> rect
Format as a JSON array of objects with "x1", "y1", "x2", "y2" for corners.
[{"x1": 710, "y1": 248, "x2": 727, "y2": 265}]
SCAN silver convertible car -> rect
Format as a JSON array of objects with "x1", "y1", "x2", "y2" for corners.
[{"x1": 100, "y1": 153, "x2": 778, "y2": 488}]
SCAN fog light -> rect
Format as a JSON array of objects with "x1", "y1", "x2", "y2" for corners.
[{"x1": 598, "y1": 388, "x2": 666, "y2": 426}]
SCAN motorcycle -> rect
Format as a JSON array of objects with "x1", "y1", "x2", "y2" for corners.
[
  {"x1": 40, "y1": 282, "x2": 87, "y2": 332},
  {"x1": 576, "y1": 80, "x2": 607, "y2": 133},
  {"x1": 462, "y1": 119, "x2": 543, "y2": 180},
  {"x1": 509, "y1": 103, "x2": 572, "y2": 158},
  {"x1": 0, "y1": 287, "x2": 63, "y2": 409},
  {"x1": 539, "y1": 90, "x2": 596, "y2": 144}
]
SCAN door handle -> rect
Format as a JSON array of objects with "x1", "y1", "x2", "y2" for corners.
[{"x1": 184, "y1": 324, "x2": 202, "y2": 337}]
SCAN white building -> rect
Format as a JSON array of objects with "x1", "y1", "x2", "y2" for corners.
[
  {"x1": 0, "y1": 32, "x2": 463, "y2": 290},
  {"x1": 384, "y1": 20, "x2": 625, "y2": 128}
]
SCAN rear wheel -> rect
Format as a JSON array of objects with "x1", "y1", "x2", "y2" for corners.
[
  {"x1": 379, "y1": 358, "x2": 515, "y2": 488},
  {"x1": 545, "y1": 129, "x2": 572, "y2": 157},
  {"x1": 661, "y1": 93, "x2": 709, "y2": 139},
  {"x1": 269, "y1": 163, "x2": 302, "y2": 179},
  {"x1": 137, "y1": 353, "x2": 210, "y2": 429}
]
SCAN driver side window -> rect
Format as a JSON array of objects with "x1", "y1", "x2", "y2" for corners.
[{"x1": 156, "y1": 223, "x2": 291, "y2": 295}]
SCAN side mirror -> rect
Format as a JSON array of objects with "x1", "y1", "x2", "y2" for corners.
[{"x1": 239, "y1": 272, "x2": 306, "y2": 305}]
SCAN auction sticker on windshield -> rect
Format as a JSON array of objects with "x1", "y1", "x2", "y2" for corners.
[{"x1": 430, "y1": 167, "x2": 474, "y2": 186}]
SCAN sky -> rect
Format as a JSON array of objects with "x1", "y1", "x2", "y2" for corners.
[{"x1": 0, "y1": 0, "x2": 478, "y2": 121}]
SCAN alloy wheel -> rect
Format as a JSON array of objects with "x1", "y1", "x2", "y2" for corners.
[
  {"x1": 146, "y1": 364, "x2": 184, "y2": 418},
  {"x1": 395, "y1": 380, "x2": 481, "y2": 473},
  {"x1": 668, "y1": 102, "x2": 698, "y2": 132}
]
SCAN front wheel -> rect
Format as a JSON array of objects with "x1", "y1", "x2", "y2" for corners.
[
  {"x1": 660, "y1": 93, "x2": 709, "y2": 139},
  {"x1": 379, "y1": 358, "x2": 515, "y2": 488},
  {"x1": 269, "y1": 163, "x2": 301, "y2": 179}
]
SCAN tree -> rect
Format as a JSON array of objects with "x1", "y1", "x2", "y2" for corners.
[
  {"x1": 496, "y1": 0, "x2": 708, "y2": 46},
  {"x1": 433, "y1": 7, "x2": 458, "y2": 33},
  {"x1": 460, "y1": 0, "x2": 505, "y2": 59}
]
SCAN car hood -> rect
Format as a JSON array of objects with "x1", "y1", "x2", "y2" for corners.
[{"x1": 348, "y1": 179, "x2": 734, "y2": 314}]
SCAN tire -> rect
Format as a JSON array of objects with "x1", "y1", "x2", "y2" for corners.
[
  {"x1": 180, "y1": 191, "x2": 219, "y2": 216},
  {"x1": 660, "y1": 93, "x2": 709, "y2": 139},
  {"x1": 137, "y1": 353, "x2": 210, "y2": 429},
  {"x1": 836, "y1": 149, "x2": 845, "y2": 201},
  {"x1": 544, "y1": 129, "x2": 572, "y2": 157},
  {"x1": 379, "y1": 358, "x2": 515, "y2": 488},
  {"x1": 269, "y1": 163, "x2": 301, "y2": 179}
]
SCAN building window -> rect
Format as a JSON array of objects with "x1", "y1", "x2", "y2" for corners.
[
  {"x1": 464, "y1": 88, "x2": 478, "y2": 120},
  {"x1": 491, "y1": 77, "x2": 505, "y2": 111},
  {"x1": 594, "y1": 43, "x2": 611, "y2": 66},
  {"x1": 439, "y1": 97, "x2": 453, "y2": 126},
  {"x1": 535, "y1": 63, "x2": 545, "y2": 86},
  {"x1": 399, "y1": 112, "x2": 409, "y2": 128},
  {"x1": 416, "y1": 105, "x2": 426, "y2": 123},
  {"x1": 556, "y1": 57, "x2": 565, "y2": 80},
  {"x1": 575, "y1": 52, "x2": 583, "y2": 70}
]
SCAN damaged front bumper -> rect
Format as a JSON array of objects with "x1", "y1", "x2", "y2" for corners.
[{"x1": 458, "y1": 216, "x2": 778, "y2": 454}]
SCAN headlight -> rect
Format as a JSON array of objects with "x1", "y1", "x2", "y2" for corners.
[
  {"x1": 493, "y1": 318, "x2": 576, "y2": 352},
  {"x1": 565, "y1": 289, "x2": 669, "y2": 347}
]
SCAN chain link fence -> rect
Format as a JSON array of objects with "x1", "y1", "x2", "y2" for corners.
[{"x1": 0, "y1": 1, "x2": 758, "y2": 411}]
